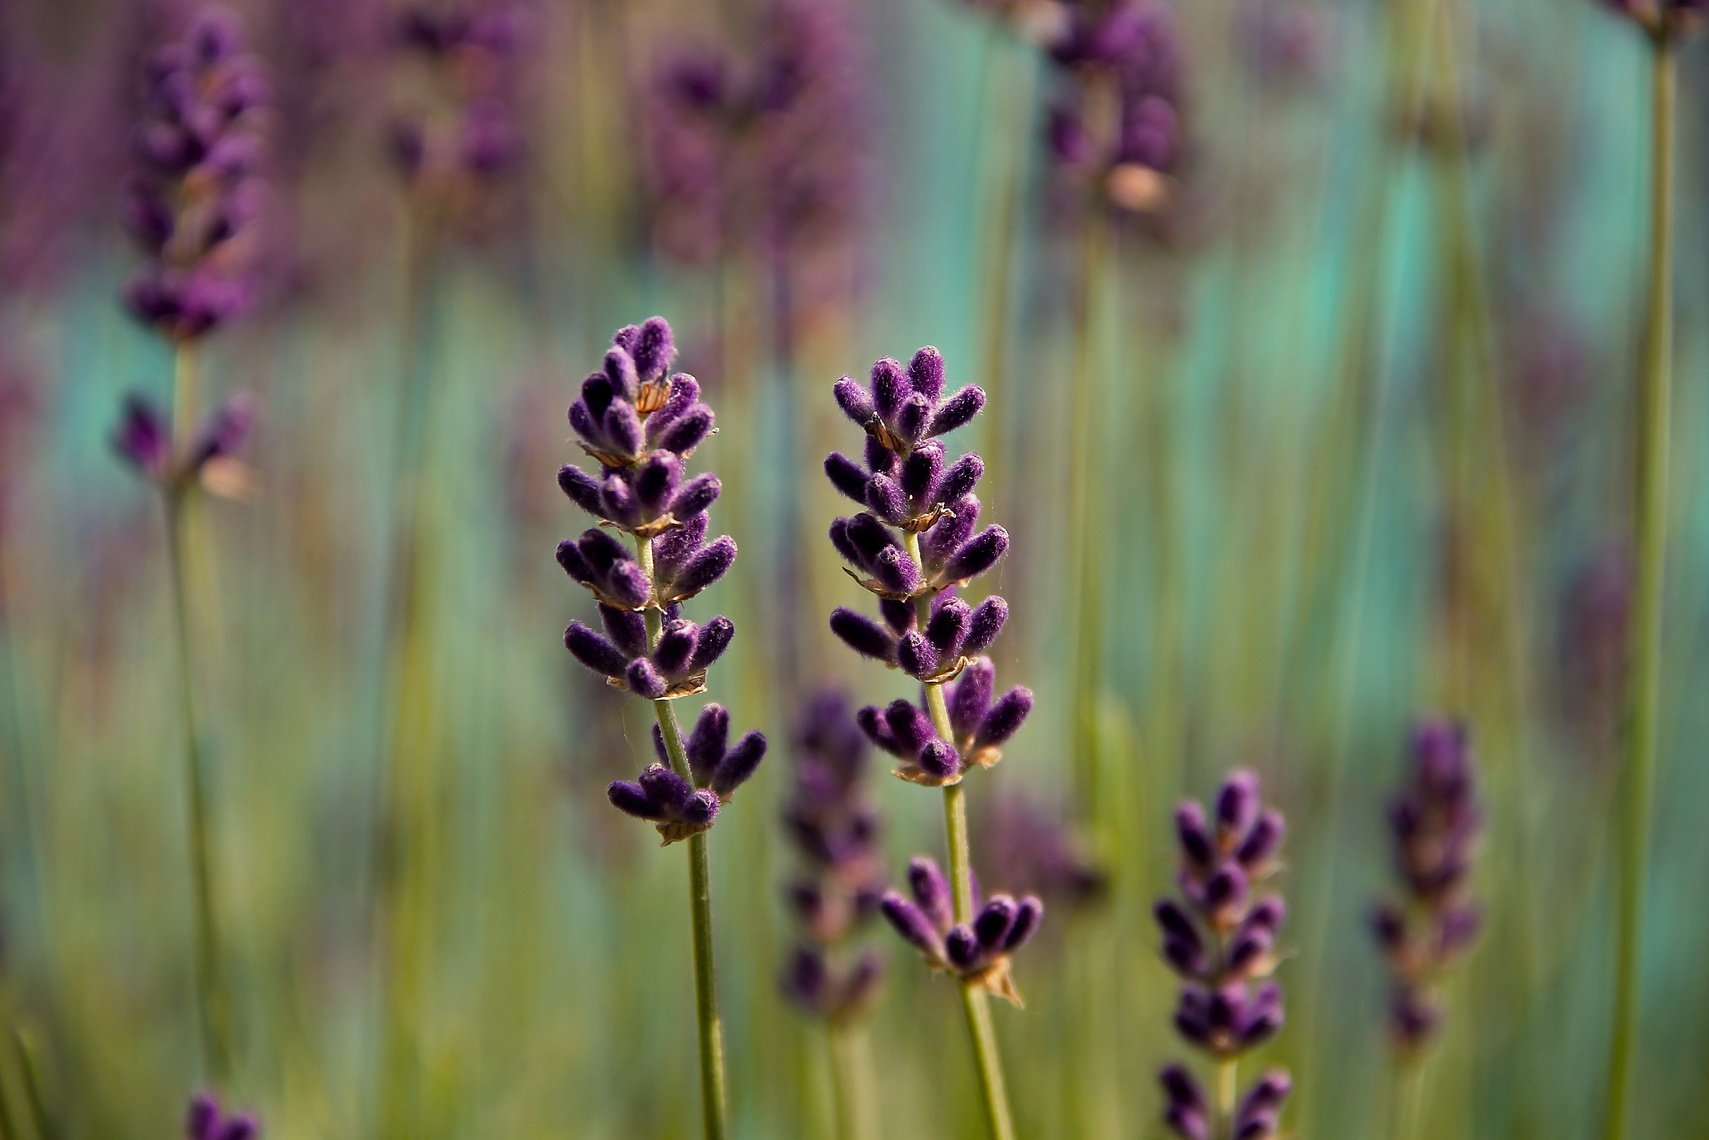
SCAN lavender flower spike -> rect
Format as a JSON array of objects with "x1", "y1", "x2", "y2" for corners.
[
  {"x1": 186, "y1": 1091, "x2": 261, "y2": 1140},
  {"x1": 1156, "y1": 769, "x2": 1292, "y2": 1139},
  {"x1": 1370, "y1": 718, "x2": 1482, "y2": 1053},
  {"x1": 123, "y1": 6, "x2": 269, "y2": 342},
  {"x1": 880, "y1": 856, "x2": 1042, "y2": 1005}
]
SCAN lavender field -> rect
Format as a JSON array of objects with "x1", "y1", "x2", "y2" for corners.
[{"x1": 1, "y1": 0, "x2": 1706, "y2": 1137}]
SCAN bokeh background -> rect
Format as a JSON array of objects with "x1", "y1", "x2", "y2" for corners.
[{"x1": 2, "y1": 0, "x2": 1707, "y2": 1136}]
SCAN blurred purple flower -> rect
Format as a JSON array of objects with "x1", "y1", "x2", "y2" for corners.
[
  {"x1": 185, "y1": 1091, "x2": 259, "y2": 1140},
  {"x1": 781, "y1": 689, "x2": 888, "y2": 1022},
  {"x1": 121, "y1": 6, "x2": 270, "y2": 342},
  {"x1": 974, "y1": 791, "x2": 1106, "y2": 910},
  {"x1": 1237, "y1": 0, "x2": 1332, "y2": 90},
  {"x1": 1556, "y1": 548, "x2": 1631, "y2": 757},
  {"x1": 1156, "y1": 769, "x2": 1291, "y2": 1139},
  {"x1": 112, "y1": 390, "x2": 257, "y2": 497},
  {"x1": 1369, "y1": 719, "x2": 1483, "y2": 1053}
]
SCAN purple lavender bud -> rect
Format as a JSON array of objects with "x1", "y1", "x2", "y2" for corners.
[
  {"x1": 907, "y1": 857, "x2": 954, "y2": 929},
  {"x1": 893, "y1": 394, "x2": 930, "y2": 447},
  {"x1": 973, "y1": 896, "x2": 1018, "y2": 950},
  {"x1": 1369, "y1": 904, "x2": 1405, "y2": 952},
  {"x1": 947, "y1": 658, "x2": 996, "y2": 739},
  {"x1": 113, "y1": 394, "x2": 173, "y2": 480},
  {"x1": 604, "y1": 347, "x2": 640, "y2": 403},
  {"x1": 880, "y1": 892, "x2": 942, "y2": 957},
  {"x1": 634, "y1": 451, "x2": 681, "y2": 511},
  {"x1": 917, "y1": 739, "x2": 960, "y2": 779},
  {"x1": 1005, "y1": 896, "x2": 1043, "y2": 951},
  {"x1": 872, "y1": 545, "x2": 923, "y2": 595},
  {"x1": 625, "y1": 658, "x2": 669, "y2": 699},
  {"x1": 884, "y1": 700, "x2": 935, "y2": 756},
  {"x1": 639, "y1": 762, "x2": 695, "y2": 811},
  {"x1": 670, "y1": 536, "x2": 738, "y2": 601},
  {"x1": 870, "y1": 358, "x2": 908, "y2": 423},
  {"x1": 681, "y1": 788, "x2": 720, "y2": 827},
  {"x1": 944, "y1": 525, "x2": 1009, "y2": 583},
  {"x1": 1155, "y1": 899, "x2": 1198, "y2": 943},
  {"x1": 564, "y1": 622, "x2": 627, "y2": 678},
  {"x1": 680, "y1": 704, "x2": 731, "y2": 784},
  {"x1": 1217, "y1": 770, "x2": 1261, "y2": 839},
  {"x1": 653, "y1": 620, "x2": 699, "y2": 677},
  {"x1": 962, "y1": 597, "x2": 1009, "y2": 655},
  {"x1": 824, "y1": 451, "x2": 871, "y2": 502},
  {"x1": 1175, "y1": 802, "x2": 1215, "y2": 867},
  {"x1": 1237, "y1": 982, "x2": 1284, "y2": 1047},
  {"x1": 925, "y1": 598, "x2": 971, "y2": 660},
  {"x1": 783, "y1": 946, "x2": 828, "y2": 1011},
  {"x1": 558, "y1": 465, "x2": 604, "y2": 516},
  {"x1": 921, "y1": 494, "x2": 979, "y2": 571},
  {"x1": 1247, "y1": 896, "x2": 1286, "y2": 933},
  {"x1": 834, "y1": 376, "x2": 876, "y2": 426},
  {"x1": 1204, "y1": 864, "x2": 1250, "y2": 924},
  {"x1": 599, "y1": 605, "x2": 649, "y2": 659},
  {"x1": 1160, "y1": 1064, "x2": 1206, "y2": 1115},
  {"x1": 689, "y1": 615, "x2": 735, "y2": 671},
  {"x1": 1238, "y1": 1069, "x2": 1293, "y2": 1118},
  {"x1": 218, "y1": 1117, "x2": 258, "y2": 1140},
  {"x1": 938, "y1": 453, "x2": 984, "y2": 503},
  {"x1": 897, "y1": 632, "x2": 939, "y2": 679},
  {"x1": 631, "y1": 317, "x2": 676, "y2": 383},
  {"x1": 974, "y1": 686, "x2": 1034, "y2": 749},
  {"x1": 669, "y1": 473, "x2": 721, "y2": 520},
  {"x1": 1235, "y1": 810, "x2": 1285, "y2": 869},
  {"x1": 712, "y1": 731, "x2": 767, "y2": 797},
  {"x1": 899, "y1": 443, "x2": 945, "y2": 506},
  {"x1": 830, "y1": 607, "x2": 897, "y2": 664},
  {"x1": 908, "y1": 346, "x2": 946, "y2": 401},
  {"x1": 187, "y1": 1095, "x2": 220, "y2": 1140},
  {"x1": 927, "y1": 386, "x2": 985, "y2": 438},
  {"x1": 655, "y1": 406, "x2": 714, "y2": 455},
  {"x1": 945, "y1": 925, "x2": 980, "y2": 970},
  {"x1": 608, "y1": 779, "x2": 662, "y2": 821},
  {"x1": 865, "y1": 474, "x2": 910, "y2": 525}
]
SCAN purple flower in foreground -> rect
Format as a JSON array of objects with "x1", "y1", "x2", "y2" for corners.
[
  {"x1": 560, "y1": 318, "x2": 765, "y2": 843},
  {"x1": 854, "y1": 660, "x2": 1033, "y2": 787},
  {"x1": 1155, "y1": 769, "x2": 1291, "y2": 1139},
  {"x1": 880, "y1": 856, "x2": 1043, "y2": 1005},
  {"x1": 122, "y1": 6, "x2": 268, "y2": 342},
  {"x1": 1370, "y1": 719, "x2": 1482, "y2": 1052},
  {"x1": 780, "y1": 690, "x2": 887, "y2": 1023},
  {"x1": 185, "y1": 1092, "x2": 259, "y2": 1140},
  {"x1": 112, "y1": 391, "x2": 256, "y2": 497}
]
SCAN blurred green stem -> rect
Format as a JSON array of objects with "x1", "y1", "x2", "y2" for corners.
[
  {"x1": 167, "y1": 342, "x2": 233, "y2": 1086},
  {"x1": 1604, "y1": 30, "x2": 1675, "y2": 1140},
  {"x1": 638, "y1": 539, "x2": 730, "y2": 1140},
  {"x1": 1215, "y1": 1057, "x2": 1236, "y2": 1138},
  {"x1": 902, "y1": 536, "x2": 1014, "y2": 1140},
  {"x1": 1389, "y1": 1058, "x2": 1425, "y2": 1140},
  {"x1": 1067, "y1": 198, "x2": 1109, "y2": 828},
  {"x1": 827, "y1": 1023, "x2": 877, "y2": 1140}
]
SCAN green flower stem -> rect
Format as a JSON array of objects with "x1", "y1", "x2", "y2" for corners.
[
  {"x1": 637, "y1": 539, "x2": 729, "y2": 1140},
  {"x1": 1604, "y1": 29, "x2": 1676, "y2": 1140},
  {"x1": 827, "y1": 1022, "x2": 878, "y2": 1140},
  {"x1": 166, "y1": 342, "x2": 233, "y2": 1085},
  {"x1": 1214, "y1": 1057, "x2": 1237, "y2": 1139},
  {"x1": 902, "y1": 532, "x2": 1015, "y2": 1140},
  {"x1": 1388, "y1": 1057, "x2": 1425, "y2": 1140}
]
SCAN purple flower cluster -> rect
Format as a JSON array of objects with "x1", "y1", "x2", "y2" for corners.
[
  {"x1": 642, "y1": 0, "x2": 870, "y2": 322},
  {"x1": 557, "y1": 318, "x2": 764, "y2": 843},
  {"x1": 112, "y1": 390, "x2": 255, "y2": 496},
  {"x1": 780, "y1": 690, "x2": 887, "y2": 1023},
  {"x1": 974, "y1": 792, "x2": 1106, "y2": 910},
  {"x1": 1602, "y1": 0, "x2": 1706, "y2": 38},
  {"x1": 122, "y1": 7, "x2": 269, "y2": 341},
  {"x1": 1044, "y1": 0, "x2": 1186, "y2": 215},
  {"x1": 388, "y1": 3, "x2": 525, "y2": 187},
  {"x1": 881, "y1": 857, "x2": 1043, "y2": 1005},
  {"x1": 1369, "y1": 720, "x2": 1482, "y2": 1051},
  {"x1": 825, "y1": 348, "x2": 1032, "y2": 789},
  {"x1": 185, "y1": 1092, "x2": 258, "y2": 1140},
  {"x1": 1155, "y1": 770, "x2": 1291, "y2": 1140}
]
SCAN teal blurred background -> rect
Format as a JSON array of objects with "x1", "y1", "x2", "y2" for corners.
[{"x1": 2, "y1": 0, "x2": 1708, "y2": 1136}]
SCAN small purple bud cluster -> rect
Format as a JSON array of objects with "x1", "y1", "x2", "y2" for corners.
[
  {"x1": 975, "y1": 792, "x2": 1106, "y2": 911},
  {"x1": 880, "y1": 857, "x2": 1043, "y2": 1005},
  {"x1": 558, "y1": 318, "x2": 764, "y2": 844},
  {"x1": 1369, "y1": 720, "x2": 1482, "y2": 1052},
  {"x1": 389, "y1": 3, "x2": 525, "y2": 187},
  {"x1": 112, "y1": 391, "x2": 255, "y2": 497},
  {"x1": 1044, "y1": 0, "x2": 1186, "y2": 215},
  {"x1": 1155, "y1": 770, "x2": 1291, "y2": 1140},
  {"x1": 780, "y1": 691, "x2": 887, "y2": 1023},
  {"x1": 824, "y1": 348, "x2": 1031, "y2": 788},
  {"x1": 185, "y1": 1092, "x2": 258, "y2": 1140},
  {"x1": 122, "y1": 7, "x2": 269, "y2": 341}
]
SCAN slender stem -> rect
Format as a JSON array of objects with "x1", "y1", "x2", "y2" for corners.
[
  {"x1": 638, "y1": 537, "x2": 729, "y2": 1140},
  {"x1": 1389, "y1": 1057, "x2": 1425, "y2": 1140},
  {"x1": 1067, "y1": 193, "x2": 1109, "y2": 825},
  {"x1": 1215, "y1": 1058, "x2": 1237, "y2": 1139},
  {"x1": 1604, "y1": 31, "x2": 1674, "y2": 1140},
  {"x1": 827, "y1": 1022, "x2": 878, "y2": 1140},
  {"x1": 166, "y1": 342, "x2": 232, "y2": 1086},
  {"x1": 900, "y1": 531, "x2": 1015, "y2": 1140}
]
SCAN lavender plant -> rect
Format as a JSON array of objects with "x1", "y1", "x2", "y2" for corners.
[
  {"x1": 1154, "y1": 770, "x2": 1291, "y2": 1140},
  {"x1": 1595, "y1": 4, "x2": 1697, "y2": 1134},
  {"x1": 826, "y1": 347, "x2": 1036, "y2": 1140},
  {"x1": 780, "y1": 690, "x2": 886, "y2": 1140},
  {"x1": 185, "y1": 1092, "x2": 259, "y2": 1140},
  {"x1": 559, "y1": 316, "x2": 764, "y2": 1139},
  {"x1": 1369, "y1": 721, "x2": 1483, "y2": 1057},
  {"x1": 110, "y1": 4, "x2": 267, "y2": 1089}
]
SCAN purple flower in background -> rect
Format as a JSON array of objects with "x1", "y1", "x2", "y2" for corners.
[
  {"x1": 643, "y1": 0, "x2": 871, "y2": 329},
  {"x1": 1237, "y1": 0, "x2": 1332, "y2": 90},
  {"x1": 112, "y1": 390, "x2": 256, "y2": 497},
  {"x1": 1155, "y1": 769, "x2": 1291, "y2": 1139},
  {"x1": 558, "y1": 318, "x2": 765, "y2": 843},
  {"x1": 1601, "y1": 0, "x2": 1706, "y2": 37},
  {"x1": 974, "y1": 791, "x2": 1106, "y2": 910},
  {"x1": 1370, "y1": 720, "x2": 1483, "y2": 1053},
  {"x1": 389, "y1": 3, "x2": 526, "y2": 193},
  {"x1": 121, "y1": 6, "x2": 269, "y2": 342},
  {"x1": 780, "y1": 689, "x2": 887, "y2": 1023},
  {"x1": 1557, "y1": 549, "x2": 1631, "y2": 757},
  {"x1": 185, "y1": 1091, "x2": 259, "y2": 1140},
  {"x1": 1044, "y1": 0, "x2": 1187, "y2": 216},
  {"x1": 880, "y1": 856, "x2": 1043, "y2": 1005}
]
